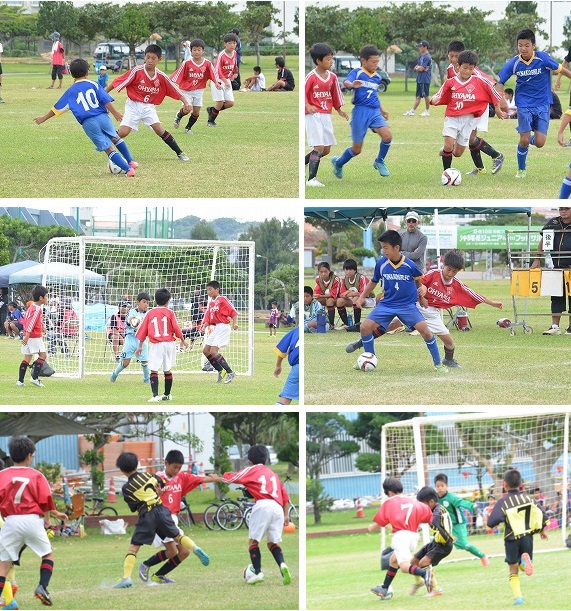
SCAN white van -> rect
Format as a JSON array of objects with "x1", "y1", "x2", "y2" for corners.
[{"x1": 93, "y1": 41, "x2": 129, "y2": 68}]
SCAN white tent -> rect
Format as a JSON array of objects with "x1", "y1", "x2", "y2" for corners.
[{"x1": 8, "y1": 262, "x2": 106, "y2": 286}]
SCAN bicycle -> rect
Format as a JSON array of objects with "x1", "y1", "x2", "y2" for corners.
[
  {"x1": 49, "y1": 492, "x2": 117, "y2": 536},
  {"x1": 284, "y1": 476, "x2": 299, "y2": 527},
  {"x1": 177, "y1": 496, "x2": 196, "y2": 529},
  {"x1": 203, "y1": 497, "x2": 240, "y2": 531},
  {"x1": 215, "y1": 487, "x2": 255, "y2": 531}
]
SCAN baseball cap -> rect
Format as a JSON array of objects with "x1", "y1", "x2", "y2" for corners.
[
  {"x1": 99, "y1": 65, "x2": 107, "y2": 70},
  {"x1": 418, "y1": 40, "x2": 429, "y2": 47},
  {"x1": 119, "y1": 300, "x2": 131, "y2": 308},
  {"x1": 405, "y1": 211, "x2": 420, "y2": 222},
  {"x1": 50, "y1": 31, "x2": 60, "y2": 40}
]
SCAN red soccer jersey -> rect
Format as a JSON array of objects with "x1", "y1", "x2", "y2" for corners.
[
  {"x1": 338, "y1": 272, "x2": 368, "y2": 298},
  {"x1": 202, "y1": 296, "x2": 238, "y2": 326},
  {"x1": 431, "y1": 73, "x2": 502, "y2": 118},
  {"x1": 112, "y1": 65, "x2": 182, "y2": 105},
  {"x1": 0, "y1": 466, "x2": 56, "y2": 516},
  {"x1": 421, "y1": 269, "x2": 486, "y2": 309},
  {"x1": 313, "y1": 275, "x2": 341, "y2": 299},
  {"x1": 305, "y1": 69, "x2": 344, "y2": 115},
  {"x1": 136, "y1": 306, "x2": 183, "y2": 343},
  {"x1": 22, "y1": 303, "x2": 43, "y2": 338},
  {"x1": 156, "y1": 469, "x2": 204, "y2": 514},
  {"x1": 446, "y1": 63, "x2": 495, "y2": 85},
  {"x1": 372, "y1": 495, "x2": 432, "y2": 533},
  {"x1": 213, "y1": 50, "x2": 237, "y2": 81},
  {"x1": 170, "y1": 58, "x2": 218, "y2": 91},
  {"x1": 222, "y1": 464, "x2": 289, "y2": 507}
]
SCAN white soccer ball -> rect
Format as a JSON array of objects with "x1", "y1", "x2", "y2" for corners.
[
  {"x1": 108, "y1": 158, "x2": 125, "y2": 174},
  {"x1": 243, "y1": 564, "x2": 256, "y2": 583},
  {"x1": 441, "y1": 167, "x2": 462, "y2": 186},
  {"x1": 129, "y1": 316, "x2": 140, "y2": 328},
  {"x1": 357, "y1": 352, "x2": 377, "y2": 372}
]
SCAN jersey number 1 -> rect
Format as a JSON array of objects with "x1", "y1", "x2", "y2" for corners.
[{"x1": 258, "y1": 475, "x2": 279, "y2": 499}]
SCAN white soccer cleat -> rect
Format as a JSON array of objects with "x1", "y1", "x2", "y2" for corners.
[
  {"x1": 403, "y1": 109, "x2": 415, "y2": 116},
  {"x1": 421, "y1": 110, "x2": 430, "y2": 117},
  {"x1": 148, "y1": 395, "x2": 163, "y2": 402},
  {"x1": 30, "y1": 378, "x2": 44, "y2": 387},
  {"x1": 306, "y1": 177, "x2": 325, "y2": 187}
]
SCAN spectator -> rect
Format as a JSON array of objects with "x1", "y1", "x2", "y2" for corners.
[
  {"x1": 554, "y1": 43, "x2": 571, "y2": 144},
  {"x1": 230, "y1": 28, "x2": 242, "y2": 89},
  {"x1": 181, "y1": 40, "x2": 192, "y2": 61},
  {"x1": 4, "y1": 301, "x2": 24, "y2": 338},
  {"x1": 267, "y1": 57, "x2": 295, "y2": 91},
  {"x1": 504, "y1": 87, "x2": 517, "y2": 118},
  {"x1": 400, "y1": 211, "x2": 428, "y2": 271},
  {"x1": 47, "y1": 31, "x2": 65, "y2": 89},
  {"x1": 403, "y1": 40, "x2": 432, "y2": 117},
  {"x1": 550, "y1": 89, "x2": 563, "y2": 119}
]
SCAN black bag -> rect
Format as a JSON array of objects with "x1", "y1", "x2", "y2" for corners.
[
  {"x1": 566, "y1": 533, "x2": 571, "y2": 548},
  {"x1": 39, "y1": 361, "x2": 55, "y2": 377}
]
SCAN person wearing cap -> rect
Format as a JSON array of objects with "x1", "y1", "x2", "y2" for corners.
[
  {"x1": 400, "y1": 211, "x2": 427, "y2": 271},
  {"x1": 403, "y1": 41, "x2": 432, "y2": 117},
  {"x1": 97, "y1": 64, "x2": 108, "y2": 89},
  {"x1": 181, "y1": 40, "x2": 192, "y2": 61},
  {"x1": 107, "y1": 301, "x2": 130, "y2": 361},
  {"x1": 48, "y1": 32, "x2": 65, "y2": 89}
]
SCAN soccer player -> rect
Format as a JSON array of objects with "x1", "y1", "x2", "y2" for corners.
[
  {"x1": 434, "y1": 473, "x2": 489, "y2": 565},
  {"x1": 331, "y1": 44, "x2": 393, "y2": 178},
  {"x1": 138, "y1": 450, "x2": 212, "y2": 583},
  {"x1": 110, "y1": 291, "x2": 151, "y2": 383},
  {"x1": 496, "y1": 29, "x2": 571, "y2": 178},
  {"x1": 485, "y1": 469, "x2": 549, "y2": 605},
  {"x1": 106, "y1": 44, "x2": 191, "y2": 161},
  {"x1": 313, "y1": 262, "x2": 341, "y2": 330},
  {"x1": 171, "y1": 38, "x2": 220, "y2": 134},
  {"x1": 268, "y1": 301, "x2": 279, "y2": 336},
  {"x1": 356, "y1": 230, "x2": 448, "y2": 373},
  {"x1": 445, "y1": 41, "x2": 505, "y2": 176},
  {"x1": 274, "y1": 325, "x2": 299, "y2": 405},
  {"x1": 33, "y1": 59, "x2": 137, "y2": 175},
  {"x1": 210, "y1": 445, "x2": 292, "y2": 585},
  {"x1": 431, "y1": 50, "x2": 507, "y2": 174},
  {"x1": 201, "y1": 280, "x2": 238, "y2": 383},
  {"x1": 113, "y1": 451, "x2": 197, "y2": 588},
  {"x1": 206, "y1": 33, "x2": 239, "y2": 127},
  {"x1": 369, "y1": 477, "x2": 433, "y2": 600},
  {"x1": 17, "y1": 284, "x2": 49, "y2": 388},
  {"x1": 336, "y1": 258, "x2": 368, "y2": 327},
  {"x1": 0, "y1": 437, "x2": 68, "y2": 607},
  {"x1": 305, "y1": 42, "x2": 348, "y2": 187},
  {"x1": 558, "y1": 107, "x2": 571, "y2": 198},
  {"x1": 134, "y1": 287, "x2": 188, "y2": 402}
]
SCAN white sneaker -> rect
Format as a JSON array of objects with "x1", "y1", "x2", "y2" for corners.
[
  {"x1": 543, "y1": 326, "x2": 561, "y2": 335},
  {"x1": 16, "y1": 381, "x2": 24, "y2": 387},
  {"x1": 421, "y1": 110, "x2": 430, "y2": 117},
  {"x1": 30, "y1": 378, "x2": 44, "y2": 387},
  {"x1": 148, "y1": 395, "x2": 163, "y2": 402},
  {"x1": 306, "y1": 177, "x2": 325, "y2": 187},
  {"x1": 247, "y1": 570, "x2": 264, "y2": 584},
  {"x1": 403, "y1": 109, "x2": 415, "y2": 116},
  {"x1": 162, "y1": 394, "x2": 173, "y2": 401}
]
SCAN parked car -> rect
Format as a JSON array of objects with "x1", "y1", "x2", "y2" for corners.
[
  {"x1": 227, "y1": 444, "x2": 278, "y2": 465},
  {"x1": 332, "y1": 54, "x2": 391, "y2": 92},
  {"x1": 93, "y1": 41, "x2": 145, "y2": 69}
]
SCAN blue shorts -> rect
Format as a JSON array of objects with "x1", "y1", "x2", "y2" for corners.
[
  {"x1": 279, "y1": 363, "x2": 299, "y2": 401},
  {"x1": 82, "y1": 113, "x2": 118, "y2": 152},
  {"x1": 516, "y1": 105, "x2": 550, "y2": 136},
  {"x1": 350, "y1": 105, "x2": 388, "y2": 144},
  {"x1": 366, "y1": 302, "x2": 425, "y2": 330},
  {"x1": 121, "y1": 333, "x2": 148, "y2": 361},
  {"x1": 416, "y1": 82, "x2": 430, "y2": 98}
]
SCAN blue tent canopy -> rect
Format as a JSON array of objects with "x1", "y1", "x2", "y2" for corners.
[
  {"x1": 8, "y1": 262, "x2": 106, "y2": 286},
  {"x1": 0, "y1": 261, "x2": 39, "y2": 288}
]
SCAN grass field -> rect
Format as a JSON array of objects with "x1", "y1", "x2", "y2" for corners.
[
  {"x1": 2, "y1": 324, "x2": 297, "y2": 405},
  {"x1": 10, "y1": 523, "x2": 299, "y2": 610},
  {"x1": 304, "y1": 277, "x2": 571, "y2": 405},
  {"x1": 305, "y1": 75, "x2": 571, "y2": 199},
  {"x1": 0, "y1": 56, "x2": 298, "y2": 198},
  {"x1": 306, "y1": 521, "x2": 567, "y2": 610}
]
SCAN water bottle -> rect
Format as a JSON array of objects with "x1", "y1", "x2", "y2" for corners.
[
  {"x1": 347, "y1": 313, "x2": 354, "y2": 327},
  {"x1": 317, "y1": 312, "x2": 327, "y2": 333}
]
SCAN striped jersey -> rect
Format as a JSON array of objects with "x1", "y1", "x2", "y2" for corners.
[
  {"x1": 170, "y1": 57, "x2": 218, "y2": 91},
  {"x1": 112, "y1": 65, "x2": 182, "y2": 105},
  {"x1": 122, "y1": 471, "x2": 165, "y2": 514},
  {"x1": 22, "y1": 303, "x2": 43, "y2": 338},
  {"x1": 486, "y1": 489, "x2": 549, "y2": 540},
  {"x1": 431, "y1": 73, "x2": 502, "y2": 118},
  {"x1": 421, "y1": 269, "x2": 486, "y2": 309},
  {"x1": 305, "y1": 69, "x2": 344, "y2": 114}
]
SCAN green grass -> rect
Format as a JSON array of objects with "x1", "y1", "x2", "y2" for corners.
[
  {"x1": 305, "y1": 75, "x2": 569, "y2": 198},
  {"x1": 304, "y1": 278, "x2": 571, "y2": 404},
  {"x1": 11, "y1": 525, "x2": 298, "y2": 609},
  {"x1": 307, "y1": 526, "x2": 567, "y2": 609},
  {"x1": 0, "y1": 57, "x2": 298, "y2": 198}
]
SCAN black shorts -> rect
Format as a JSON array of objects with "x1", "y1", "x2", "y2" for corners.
[
  {"x1": 131, "y1": 504, "x2": 180, "y2": 546},
  {"x1": 414, "y1": 540, "x2": 453, "y2": 567},
  {"x1": 504, "y1": 536, "x2": 533, "y2": 565},
  {"x1": 550, "y1": 294, "x2": 571, "y2": 315}
]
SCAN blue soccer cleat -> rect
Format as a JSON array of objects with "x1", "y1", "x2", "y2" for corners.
[
  {"x1": 193, "y1": 546, "x2": 210, "y2": 566},
  {"x1": 139, "y1": 563, "x2": 149, "y2": 582},
  {"x1": 373, "y1": 159, "x2": 390, "y2": 177},
  {"x1": 331, "y1": 156, "x2": 343, "y2": 179},
  {"x1": 113, "y1": 577, "x2": 133, "y2": 589},
  {"x1": 514, "y1": 596, "x2": 525, "y2": 605}
]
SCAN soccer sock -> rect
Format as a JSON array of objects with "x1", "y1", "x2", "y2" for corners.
[
  {"x1": 337, "y1": 147, "x2": 356, "y2": 166},
  {"x1": 326, "y1": 306, "x2": 335, "y2": 326},
  {"x1": 362, "y1": 333, "x2": 375, "y2": 354},
  {"x1": 477, "y1": 137, "x2": 500, "y2": 158},
  {"x1": 376, "y1": 139, "x2": 391, "y2": 162},
  {"x1": 249, "y1": 544, "x2": 262, "y2": 573},
  {"x1": 354, "y1": 308, "x2": 361, "y2": 324},
  {"x1": 1, "y1": 579, "x2": 12, "y2": 606},
  {"x1": 425, "y1": 336, "x2": 441, "y2": 365},
  {"x1": 308, "y1": 151, "x2": 322, "y2": 180},
  {"x1": 159, "y1": 130, "x2": 183, "y2": 156},
  {"x1": 113, "y1": 362, "x2": 126, "y2": 377},
  {"x1": 509, "y1": 573, "x2": 522, "y2": 598},
  {"x1": 123, "y1": 552, "x2": 136, "y2": 580},
  {"x1": 442, "y1": 150, "x2": 453, "y2": 170},
  {"x1": 444, "y1": 345, "x2": 455, "y2": 361},
  {"x1": 337, "y1": 306, "x2": 348, "y2": 325},
  {"x1": 155, "y1": 554, "x2": 182, "y2": 576},
  {"x1": 269, "y1": 544, "x2": 285, "y2": 567},
  {"x1": 529, "y1": 133, "x2": 536, "y2": 146},
  {"x1": 559, "y1": 177, "x2": 571, "y2": 199},
  {"x1": 373, "y1": 325, "x2": 385, "y2": 339},
  {"x1": 164, "y1": 372, "x2": 173, "y2": 395},
  {"x1": 6, "y1": 567, "x2": 15, "y2": 582},
  {"x1": 216, "y1": 354, "x2": 232, "y2": 373},
  {"x1": 178, "y1": 535, "x2": 196, "y2": 550},
  {"x1": 108, "y1": 150, "x2": 131, "y2": 172},
  {"x1": 141, "y1": 362, "x2": 150, "y2": 381},
  {"x1": 32, "y1": 357, "x2": 45, "y2": 380},
  {"x1": 150, "y1": 371, "x2": 159, "y2": 396},
  {"x1": 18, "y1": 360, "x2": 28, "y2": 383},
  {"x1": 176, "y1": 109, "x2": 186, "y2": 120},
  {"x1": 143, "y1": 550, "x2": 168, "y2": 568},
  {"x1": 517, "y1": 144, "x2": 528, "y2": 170},
  {"x1": 113, "y1": 138, "x2": 134, "y2": 163},
  {"x1": 469, "y1": 142, "x2": 485, "y2": 169},
  {"x1": 210, "y1": 107, "x2": 220, "y2": 119},
  {"x1": 39, "y1": 558, "x2": 54, "y2": 588},
  {"x1": 408, "y1": 565, "x2": 426, "y2": 578},
  {"x1": 207, "y1": 354, "x2": 223, "y2": 371},
  {"x1": 465, "y1": 544, "x2": 484, "y2": 558},
  {"x1": 382, "y1": 566, "x2": 399, "y2": 588},
  {"x1": 305, "y1": 152, "x2": 311, "y2": 166},
  {"x1": 185, "y1": 114, "x2": 199, "y2": 130}
]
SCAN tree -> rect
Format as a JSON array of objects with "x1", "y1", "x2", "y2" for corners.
[
  {"x1": 269, "y1": 263, "x2": 297, "y2": 310},
  {"x1": 190, "y1": 220, "x2": 217, "y2": 240},
  {"x1": 304, "y1": 216, "x2": 347, "y2": 264},
  {"x1": 305, "y1": 5, "x2": 351, "y2": 52},
  {"x1": 241, "y1": 1, "x2": 280, "y2": 66},
  {"x1": 37, "y1": 1, "x2": 82, "y2": 54},
  {"x1": 498, "y1": 2, "x2": 547, "y2": 55},
  {"x1": 76, "y1": 2, "x2": 115, "y2": 52},
  {"x1": 563, "y1": 15, "x2": 571, "y2": 52},
  {"x1": 111, "y1": 3, "x2": 152, "y2": 64},
  {"x1": 341, "y1": 6, "x2": 387, "y2": 56}
]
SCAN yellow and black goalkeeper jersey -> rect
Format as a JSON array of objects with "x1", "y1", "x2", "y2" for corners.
[
  {"x1": 486, "y1": 490, "x2": 549, "y2": 540},
  {"x1": 122, "y1": 471, "x2": 164, "y2": 514},
  {"x1": 431, "y1": 503, "x2": 454, "y2": 545}
]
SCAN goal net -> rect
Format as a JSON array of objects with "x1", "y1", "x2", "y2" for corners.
[
  {"x1": 381, "y1": 411, "x2": 570, "y2": 550},
  {"x1": 40, "y1": 237, "x2": 255, "y2": 378}
]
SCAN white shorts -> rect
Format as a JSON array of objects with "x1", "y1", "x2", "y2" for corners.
[
  {"x1": 153, "y1": 512, "x2": 182, "y2": 547},
  {"x1": 205, "y1": 323, "x2": 231, "y2": 349},
  {"x1": 21, "y1": 337, "x2": 46, "y2": 356},
  {"x1": 416, "y1": 304, "x2": 449, "y2": 335},
  {"x1": 211, "y1": 82, "x2": 234, "y2": 103},
  {"x1": 148, "y1": 342, "x2": 177, "y2": 372},
  {"x1": 391, "y1": 529, "x2": 419, "y2": 565},
  {"x1": 248, "y1": 499, "x2": 284, "y2": 544},
  {"x1": 475, "y1": 111, "x2": 489, "y2": 133},
  {"x1": 306, "y1": 113, "x2": 337, "y2": 147},
  {"x1": 121, "y1": 98, "x2": 160, "y2": 131},
  {"x1": 0, "y1": 515, "x2": 52, "y2": 561},
  {"x1": 443, "y1": 114, "x2": 480, "y2": 146},
  {"x1": 181, "y1": 89, "x2": 205, "y2": 108}
]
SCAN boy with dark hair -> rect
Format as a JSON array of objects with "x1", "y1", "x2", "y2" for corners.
[
  {"x1": 497, "y1": 29, "x2": 571, "y2": 178},
  {"x1": 207, "y1": 33, "x2": 239, "y2": 127},
  {"x1": 201, "y1": 280, "x2": 238, "y2": 384},
  {"x1": 242, "y1": 66, "x2": 266, "y2": 91},
  {"x1": 332, "y1": 44, "x2": 393, "y2": 178},
  {"x1": 106, "y1": 44, "x2": 192, "y2": 161},
  {"x1": 17, "y1": 285, "x2": 49, "y2": 388},
  {"x1": 313, "y1": 262, "x2": 341, "y2": 330},
  {"x1": 210, "y1": 445, "x2": 292, "y2": 585},
  {"x1": 486, "y1": 469, "x2": 549, "y2": 605},
  {"x1": 369, "y1": 477, "x2": 434, "y2": 600},
  {"x1": 305, "y1": 42, "x2": 348, "y2": 187},
  {"x1": 134, "y1": 288, "x2": 188, "y2": 402},
  {"x1": 4, "y1": 302, "x2": 23, "y2": 339},
  {"x1": 138, "y1": 449, "x2": 213, "y2": 583},
  {"x1": 171, "y1": 38, "x2": 220, "y2": 134},
  {"x1": 336, "y1": 258, "x2": 368, "y2": 327},
  {"x1": 0, "y1": 437, "x2": 68, "y2": 607},
  {"x1": 434, "y1": 473, "x2": 489, "y2": 565},
  {"x1": 303, "y1": 286, "x2": 324, "y2": 333},
  {"x1": 267, "y1": 57, "x2": 295, "y2": 91},
  {"x1": 268, "y1": 301, "x2": 279, "y2": 336},
  {"x1": 34, "y1": 58, "x2": 137, "y2": 175},
  {"x1": 113, "y1": 451, "x2": 197, "y2": 588}
]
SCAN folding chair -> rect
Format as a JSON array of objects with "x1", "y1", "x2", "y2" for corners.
[{"x1": 66, "y1": 493, "x2": 86, "y2": 531}]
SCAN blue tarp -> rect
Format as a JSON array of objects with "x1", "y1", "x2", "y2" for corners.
[{"x1": 0, "y1": 261, "x2": 39, "y2": 288}]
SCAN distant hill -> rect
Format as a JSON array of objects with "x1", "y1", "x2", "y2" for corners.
[{"x1": 173, "y1": 215, "x2": 257, "y2": 240}]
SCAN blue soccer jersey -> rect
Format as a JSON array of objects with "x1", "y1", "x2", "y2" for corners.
[
  {"x1": 372, "y1": 256, "x2": 423, "y2": 308},
  {"x1": 125, "y1": 307, "x2": 147, "y2": 336},
  {"x1": 498, "y1": 51, "x2": 561, "y2": 107},
  {"x1": 275, "y1": 326, "x2": 299, "y2": 367},
  {"x1": 346, "y1": 68, "x2": 383, "y2": 109},
  {"x1": 52, "y1": 79, "x2": 115, "y2": 125}
]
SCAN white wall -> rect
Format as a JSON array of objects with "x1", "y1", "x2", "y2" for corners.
[{"x1": 157, "y1": 412, "x2": 215, "y2": 471}]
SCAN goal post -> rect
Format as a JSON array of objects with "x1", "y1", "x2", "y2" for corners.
[
  {"x1": 40, "y1": 236, "x2": 255, "y2": 378},
  {"x1": 381, "y1": 411, "x2": 570, "y2": 550}
]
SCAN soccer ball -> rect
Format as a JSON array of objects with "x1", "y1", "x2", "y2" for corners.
[
  {"x1": 243, "y1": 564, "x2": 256, "y2": 583},
  {"x1": 357, "y1": 352, "x2": 377, "y2": 372},
  {"x1": 441, "y1": 167, "x2": 462, "y2": 186},
  {"x1": 108, "y1": 158, "x2": 125, "y2": 174},
  {"x1": 129, "y1": 316, "x2": 140, "y2": 328}
]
